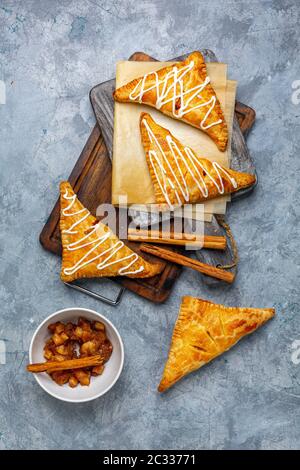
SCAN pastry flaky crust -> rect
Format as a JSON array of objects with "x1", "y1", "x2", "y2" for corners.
[
  {"x1": 140, "y1": 113, "x2": 256, "y2": 208},
  {"x1": 114, "y1": 51, "x2": 228, "y2": 151},
  {"x1": 59, "y1": 182, "x2": 162, "y2": 282},
  {"x1": 158, "y1": 296, "x2": 275, "y2": 392}
]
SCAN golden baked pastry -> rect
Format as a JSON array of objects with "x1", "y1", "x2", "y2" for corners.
[
  {"x1": 114, "y1": 51, "x2": 228, "y2": 151},
  {"x1": 140, "y1": 113, "x2": 256, "y2": 209},
  {"x1": 158, "y1": 296, "x2": 275, "y2": 392},
  {"x1": 60, "y1": 181, "x2": 162, "y2": 282}
]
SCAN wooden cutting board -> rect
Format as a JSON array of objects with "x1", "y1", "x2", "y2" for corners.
[
  {"x1": 39, "y1": 124, "x2": 182, "y2": 303},
  {"x1": 40, "y1": 52, "x2": 255, "y2": 303}
]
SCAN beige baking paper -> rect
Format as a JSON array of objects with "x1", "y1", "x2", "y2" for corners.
[
  {"x1": 112, "y1": 61, "x2": 236, "y2": 216},
  {"x1": 125, "y1": 79, "x2": 237, "y2": 223}
]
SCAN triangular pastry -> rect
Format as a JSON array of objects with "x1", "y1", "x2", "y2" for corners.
[
  {"x1": 158, "y1": 296, "x2": 275, "y2": 392},
  {"x1": 140, "y1": 113, "x2": 256, "y2": 209},
  {"x1": 60, "y1": 182, "x2": 162, "y2": 282},
  {"x1": 114, "y1": 51, "x2": 228, "y2": 151}
]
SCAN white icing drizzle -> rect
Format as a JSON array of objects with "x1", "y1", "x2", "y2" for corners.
[
  {"x1": 142, "y1": 119, "x2": 237, "y2": 209},
  {"x1": 129, "y1": 61, "x2": 223, "y2": 130},
  {"x1": 62, "y1": 189, "x2": 144, "y2": 276}
]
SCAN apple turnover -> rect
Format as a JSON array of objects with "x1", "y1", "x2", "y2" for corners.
[
  {"x1": 158, "y1": 296, "x2": 275, "y2": 392},
  {"x1": 114, "y1": 51, "x2": 228, "y2": 151},
  {"x1": 140, "y1": 113, "x2": 256, "y2": 209},
  {"x1": 60, "y1": 181, "x2": 162, "y2": 282}
]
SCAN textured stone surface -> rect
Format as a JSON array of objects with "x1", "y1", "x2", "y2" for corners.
[{"x1": 0, "y1": 0, "x2": 299, "y2": 450}]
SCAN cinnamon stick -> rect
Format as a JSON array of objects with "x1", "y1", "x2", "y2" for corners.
[
  {"x1": 27, "y1": 354, "x2": 103, "y2": 373},
  {"x1": 140, "y1": 244, "x2": 235, "y2": 284},
  {"x1": 128, "y1": 229, "x2": 226, "y2": 250}
]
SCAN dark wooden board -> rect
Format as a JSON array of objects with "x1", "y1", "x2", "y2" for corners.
[
  {"x1": 40, "y1": 51, "x2": 256, "y2": 302},
  {"x1": 39, "y1": 124, "x2": 182, "y2": 303}
]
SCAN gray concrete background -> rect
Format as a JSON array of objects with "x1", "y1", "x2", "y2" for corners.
[{"x1": 0, "y1": 0, "x2": 299, "y2": 450}]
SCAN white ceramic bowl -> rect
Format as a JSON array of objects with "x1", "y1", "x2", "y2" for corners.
[{"x1": 29, "y1": 307, "x2": 124, "y2": 403}]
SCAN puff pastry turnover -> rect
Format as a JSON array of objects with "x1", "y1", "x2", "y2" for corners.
[
  {"x1": 158, "y1": 296, "x2": 275, "y2": 392},
  {"x1": 114, "y1": 51, "x2": 228, "y2": 151},
  {"x1": 140, "y1": 113, "x2": 256, "y2": 209},
  {"x1": 60, "y1": 181, "x2": 162, "y2": 282}
]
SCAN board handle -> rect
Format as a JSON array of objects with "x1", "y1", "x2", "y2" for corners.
[{"x1": 63, "y1": 282, "x2": 125, "y2": 306}]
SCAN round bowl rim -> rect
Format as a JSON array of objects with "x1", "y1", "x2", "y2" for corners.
[{"x1": 29, "y1": 306, "x2": 124, "y2": 403}]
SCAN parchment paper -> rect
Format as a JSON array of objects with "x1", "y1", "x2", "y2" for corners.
[{"x1": 112, "y1": 61, "x2": 236, "y2": 217}]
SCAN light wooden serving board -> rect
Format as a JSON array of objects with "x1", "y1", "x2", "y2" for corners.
[{"x1": 90, "y1": 50, "x2": 256, "y2": 285}]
